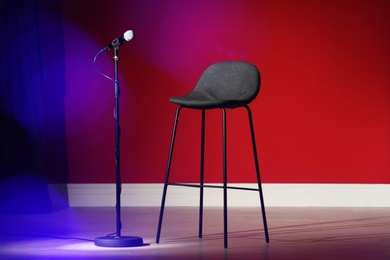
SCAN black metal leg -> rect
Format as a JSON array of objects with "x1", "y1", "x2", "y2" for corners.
[
  {"x1": 199, "y1": 110, "x2": 205, "y2": 238},
  {"x1": 157, "y1": 105, "x2": 268, "y2": 247},
  {"x1": 222, "y1": 108, "x2": 228, "y2": 249},
  {"x1": 245, "y1": 105, "x2": 269, "y2": 243},
  {"x1": 156, "y1": 107, "x2": 182, "y2": 244}
]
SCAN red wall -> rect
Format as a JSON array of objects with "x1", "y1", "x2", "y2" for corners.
[{"x1": 60, "y1": 0, "x2": 390, "y2": 184}]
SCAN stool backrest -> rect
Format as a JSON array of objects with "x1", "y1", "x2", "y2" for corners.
[{"x1": 193, "y1": 61, "x2": 260, "y2": 108}]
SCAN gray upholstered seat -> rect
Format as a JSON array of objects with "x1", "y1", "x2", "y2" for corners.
[{"x1": 169, "y1": 61, "x2": 260, "y2": 109}]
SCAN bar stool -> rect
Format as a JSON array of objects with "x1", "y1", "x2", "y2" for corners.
[{"x1": 156, "y1": 61, "x2": 269, "y2": 248}]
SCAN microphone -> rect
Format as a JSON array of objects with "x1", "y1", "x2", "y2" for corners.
[{"x1": 103, "y1": 30, "x2": 134, "y2": 51}]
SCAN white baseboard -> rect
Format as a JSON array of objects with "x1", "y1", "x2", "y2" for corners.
[{"x1": 62, "y1": 183, "x2": 390, "y2": 207}]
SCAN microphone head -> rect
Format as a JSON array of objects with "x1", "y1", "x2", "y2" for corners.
[{"x1": 124, "y1": 30, "x2": 134, "y2": 41}]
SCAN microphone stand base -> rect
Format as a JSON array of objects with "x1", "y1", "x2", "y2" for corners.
[{"x1": 94, "y1": 235, "x2": 144, "y2": 247}]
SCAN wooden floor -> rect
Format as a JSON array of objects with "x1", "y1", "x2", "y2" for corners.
[{"x1": 0, "y1": 206, "x2": 389, "y2": 259}]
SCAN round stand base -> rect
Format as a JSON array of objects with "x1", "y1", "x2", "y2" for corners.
[{"x1": 94, "y1": 236, "x2": 144, "y2": 247}]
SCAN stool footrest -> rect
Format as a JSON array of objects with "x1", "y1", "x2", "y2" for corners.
[{"x1": 168, "y1": 182, "x2": 261, "y2": 192}]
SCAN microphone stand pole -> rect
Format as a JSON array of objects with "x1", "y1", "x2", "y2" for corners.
[{"x1": 94, "y1": 47, "x2": 143, "y2": 247}]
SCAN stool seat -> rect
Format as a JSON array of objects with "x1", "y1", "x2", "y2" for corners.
[{"x1": 169, "y1": 61, "x2": 260, "y2": 109}]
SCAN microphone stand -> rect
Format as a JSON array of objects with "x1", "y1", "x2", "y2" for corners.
[{"x1": 94, "y1": 47, "x2": 143, "y2": 247}]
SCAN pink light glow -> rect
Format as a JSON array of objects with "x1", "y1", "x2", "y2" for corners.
[{"x1": 126, "y1": 0, "x2": 270, "y2": 88}]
